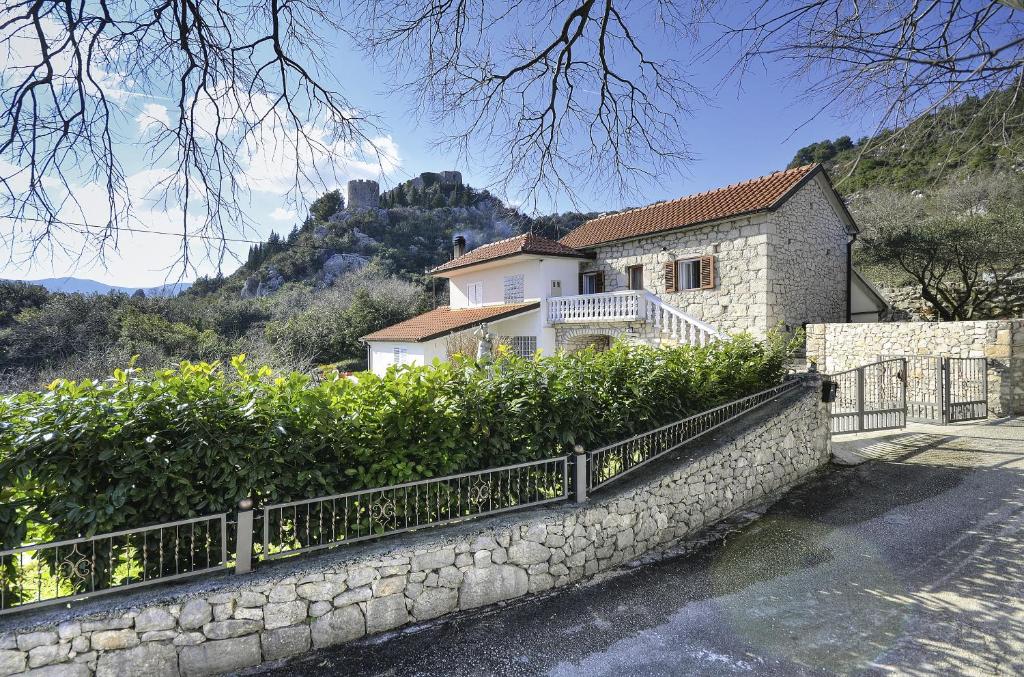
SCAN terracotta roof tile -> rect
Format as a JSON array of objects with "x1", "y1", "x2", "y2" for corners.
[
  {"x1": 430, "y1": 233, "x2": 586, "y2": 274},
  {"x1": 362, "y1": 303, "x2": 539, "y2": 343},
  {"x1": 560, "y1": 164, "x2": 820, "y2": 249}
]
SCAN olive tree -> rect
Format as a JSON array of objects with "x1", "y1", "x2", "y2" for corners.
[{"x1": 855, "y1": 173, "x2": 1024, "y2": 320}]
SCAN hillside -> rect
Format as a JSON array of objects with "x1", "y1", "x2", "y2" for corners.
[
  {"x1": 789, "y1": 88, "x2": 1024, "y2": 194},
  {"x1": 0, "y1": 178, "x2": 599, "y2": 387},
  {"x1": 185, "y1": 180, "x2": 596, "y2": 302}
]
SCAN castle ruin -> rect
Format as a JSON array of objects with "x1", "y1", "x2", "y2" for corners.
[
  {"x1": 345, "y1": 179, "x2": 380, "y2": 211},
  {"x1": 344, "y1": 171, "x2": 464, "y2": 211}
]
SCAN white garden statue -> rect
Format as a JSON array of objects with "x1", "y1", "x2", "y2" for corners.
[{"x1": 475, "y1": 322, "x2": 494, "y2": 362}]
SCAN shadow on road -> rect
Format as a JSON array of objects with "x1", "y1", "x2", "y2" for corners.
[{"x1": 255, "y1": 422, "x2": 1024, "y2": 676}]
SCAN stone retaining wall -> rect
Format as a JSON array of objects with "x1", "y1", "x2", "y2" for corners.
[
  {"x1": 806, "y1": 320, "x2": 1024, "y2": 417},
  {"x1": 0, "y1": 379, "x2": 829, "y2": 677}
]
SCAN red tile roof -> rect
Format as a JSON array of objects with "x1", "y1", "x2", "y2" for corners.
[
  {"x1": 361, "y1": 303, "x2": 539, "y2": 343},
  {"x1": 430, "y1": 233, "x2": 587, "y2": 274},
  {"x1": 560, "y1": 164, "x2": 821, "y2": 249}
]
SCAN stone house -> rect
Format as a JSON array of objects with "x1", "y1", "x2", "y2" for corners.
[{"x1": 362, "y1": 164, "x2": 887, "y2": 375}]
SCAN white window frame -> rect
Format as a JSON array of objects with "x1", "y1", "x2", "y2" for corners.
[
  {"x1": 503, "y1": 274, "x2": 525, "y2": 304},
  {"x1": 677, "y1": 259, "x2": 702, "y2": 291},
  {"x1": 581, "y1": 272, "x2": 600, "y2": 294},
  {"x1": 466, "y1": 281, "x2": 484, "y2": 306},
  {"x1": 502, "y1": 335, "x2": 537, "y2": 358},
  {"x1": 392, "y1": 346, "x2": 408, "y2": 365}
]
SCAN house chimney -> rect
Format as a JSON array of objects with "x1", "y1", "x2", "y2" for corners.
[{"x1": 453, "y1": 235, "x2": 466, "y2": 259}]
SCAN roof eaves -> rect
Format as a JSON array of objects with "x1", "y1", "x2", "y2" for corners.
[
  {"x1": 429, "y1": 249, "x2": 588, "y2": 275},
  {"x1": 416, "y1": 302, "x2": 539, "y2": 342},
  {"x1": 570, "y1": 207, "x2": 771, "y2": 250}
]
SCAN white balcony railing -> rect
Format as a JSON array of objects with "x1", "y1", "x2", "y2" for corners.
[
  {"x1": 546, "y1": 291, "x2": 645, "y2": 324},
  {"x1": 545, "y1": 290, "x2": 725, "y2": 346}
]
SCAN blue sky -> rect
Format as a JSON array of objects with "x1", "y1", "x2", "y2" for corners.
[{"x1": 3, "y1": 15, "x2": 880, "y2": 288}]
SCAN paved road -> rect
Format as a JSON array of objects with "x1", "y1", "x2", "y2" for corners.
[{"x1": 256, "y1": 418, "x2": 1024, "y2": 676}]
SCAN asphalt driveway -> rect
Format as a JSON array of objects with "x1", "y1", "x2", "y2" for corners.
[{"x1": 255, "y1": 418, "x2": 1024, "y2": 676}]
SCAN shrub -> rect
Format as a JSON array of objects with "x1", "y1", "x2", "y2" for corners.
[{"x1": 0, "y1": 336, "x2": 793, "y2": 546}]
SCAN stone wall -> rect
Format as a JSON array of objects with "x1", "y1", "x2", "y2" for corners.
[
  {"x1": 579, "y1": 176, "x2": 852, "y2": 338},
  {"x1": 806, "y1": 320, "x2": 1024, "y2": 417},
  {"x1": 344, "y1": 179, "x2": 379, "y2": 211},
  {"x1": 765, "y1": 174, "x2": 850, "y2": 331},
  {"x1": 580, "y1": 214, "x2": 771, "y2": 337},
  {"x1": 0, "y1": 381, "x2": 829, "y2": 677}
]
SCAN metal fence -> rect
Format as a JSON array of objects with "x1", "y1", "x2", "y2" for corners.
[
  {"x1": 259, "y1": 457, "x2": 569, "y2": 560},
  {"x1": 0, "y1": 379, "x2": 802, "y2": 615},
  {"x1": 585, "y1": 380, "x2": 799, "y2": 492},
  {"x1": 0, "y1": 514, "x2": 228, "y2": 615}
]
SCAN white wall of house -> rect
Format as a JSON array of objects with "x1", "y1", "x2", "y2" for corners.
[
  {"x1": 366, "y1": 341, "x2": 439, "y2": 375},
  {"x1": 447, "y1": 257, "x2": 581, "y2": 309},
  {"x1": 850, "y1": 272, "x2": 886, "y2": 322},
  {"x1": 764, "y1": 173, "x2": 852, "y2": 331},
  {"x1": 365, "y1": 310, "x2": 551, "y2": 376}
]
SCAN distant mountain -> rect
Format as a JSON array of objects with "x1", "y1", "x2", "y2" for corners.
[{"x1": 13, "y1": 277, "x2": 191, "y2": 297}]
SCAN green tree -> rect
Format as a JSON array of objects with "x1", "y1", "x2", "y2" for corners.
[
  {"x1": 0, "y1": 281, "x2": 49, "y2": 326},
  {"x1": 857, "y1": 173, "x2": 1024, "y2": 320}
]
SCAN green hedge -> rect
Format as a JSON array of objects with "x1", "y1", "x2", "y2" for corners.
[{"x1": 0, "y1": 336, "x2": 793, "y2": 547}]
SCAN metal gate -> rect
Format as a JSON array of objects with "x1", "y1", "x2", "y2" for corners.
[
  {"x1": 826, "y1": 358, "x2": 907, "y2": 434},
  {"x1": 882, "y1": 355, "x2": 988, "y2": 424}
]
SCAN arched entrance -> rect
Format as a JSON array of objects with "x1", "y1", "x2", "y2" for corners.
[{"x1": 558, "y1": 326, "x2": 625, "y2": 354}]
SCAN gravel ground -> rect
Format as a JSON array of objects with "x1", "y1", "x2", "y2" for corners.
[{"x1": 254, "y1": 418, "x2": 1024, "y2": 676}]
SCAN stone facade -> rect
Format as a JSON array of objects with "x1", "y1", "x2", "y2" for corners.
[
  {"x1": 578, "y1": 175, "x2": 852, "y2": 339},
  {"x1": 806, "y1": 320, "x2": 1024, "y2": 417},
  {"x1": 345, "y1": 179, "x2": 379, "y2": 211},
  {"x1": 0, "y1": 382, "x2": 828, "y2": 677},
  {"x1": 764, "y1": 175, "x2": 850, "y2": 330}
]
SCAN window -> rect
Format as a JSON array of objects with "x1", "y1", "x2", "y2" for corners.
[
  {"x1": 580, "y1": 271, "x2": 604, "y2": 294},
  {"x1": 502, "y1": 336, "x2": 537, "y2": 358},
  {"x1": 503, "y1": 274, "x2": 525, "y2": 303},
  {"x1": 467, "y1": 281, "x2": 483, "y2": 306},
  {"x1": 677, "y1": 259, "x2": 702, "y2": 290},
  {"x1": 664, "y1": 256, "x2": 715, "y2": 292},
  {"x1": 392, "y1": 347, "x2": 408, "y2": 365},
  {"x1": 627, "y1": 265, "x2": 644, "y2": 291}
]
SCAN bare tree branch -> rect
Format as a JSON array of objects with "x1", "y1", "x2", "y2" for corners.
[
  {"x1": 1, "y1": 0, "x2": 380, "y2": 276},
  {"x1": 350, "y1": 0, "x2": 702, "y2": 210}
]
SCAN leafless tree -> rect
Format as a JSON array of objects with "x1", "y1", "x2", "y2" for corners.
[
  {"x1": 1, "y1": 0, "x2": 378, "y2": 273},
  {"x1": 350, "y1": 0, "x2": 701, "y2": 210},
  {"x1": 4, "y1": 0, "x2": 1023, "y2": 270},
  {"x1": 700, "y1": 0, "x2": 1024, "y2": 182}
]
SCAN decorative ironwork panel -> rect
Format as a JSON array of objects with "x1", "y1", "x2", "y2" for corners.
[
  {"x1": 587, "y1": 380, "x2": 800, "y2": 491},
  {"x1": 260, "y1": 457, "x2": 569, "y2": 560},
  {"x1": 0, "y1": 514, "x2": 228, "y2": 615},
  {"x1": 827, "y1": 359, "x2": 907, "y2": 434},
  {"x1": 946, "y1": 357, "x2": 988, "y2": 423}
]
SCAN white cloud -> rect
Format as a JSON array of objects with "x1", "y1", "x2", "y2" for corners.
[
  {"x1": 270, "y1": 207, "x2": 297, "y2": 221},
  {"x1": 136, "y1": 103, "x2": 171, "y2": 135}
]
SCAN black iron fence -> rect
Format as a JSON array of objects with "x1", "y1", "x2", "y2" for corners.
[{"x1": 0, "y1": 379, "x2": 801, "y2": 615}]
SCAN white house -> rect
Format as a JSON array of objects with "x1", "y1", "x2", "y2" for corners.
[{"x1": 362, "y1": 164, "x2": 888, "y2": 375}]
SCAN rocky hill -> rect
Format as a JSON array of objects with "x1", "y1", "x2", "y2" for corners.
[
  {"x1": 187, "y1": 178, "x2": 597, "y2": 302},
  {"x1": 789, "y1": 87, "x2": 1024, "y2": 194}
]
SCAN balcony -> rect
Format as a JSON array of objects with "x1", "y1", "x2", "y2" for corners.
[
  {"x1": 545, "y1": 290, "x2": 723, "y2": 346},
  {"x1": 545, "y1": 291, "x2": 645, "y2": 324}
]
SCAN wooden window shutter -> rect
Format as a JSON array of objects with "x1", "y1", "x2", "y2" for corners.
[
  {"x1": 664, "y1": 261, "x2": 677, "y2": 293},
  {"x1": 594, "y1": 271, "x2": 605, "y2": 293},
  {"x1": 578, "y1": 273, "x2": 584, "y2": 294},
  {"x1": 699, "y1": 255, "x2": 715, "y2": 290}
]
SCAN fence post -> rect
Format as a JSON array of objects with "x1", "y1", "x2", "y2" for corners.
[
  {"x1": 235, "y1": 498, "x2": 254, "y2": 575},
  {"x1": 574, "y1": 445, "x2": 588, "y2": 503}
]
